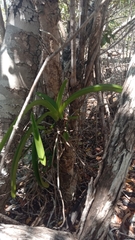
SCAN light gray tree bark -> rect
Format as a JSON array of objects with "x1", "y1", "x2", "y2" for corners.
[
  {"x1": 77, "y1": 53, "x2": 135, "y2": 240},
  {"x1": 0, "y1": 224, "x2": 76, "y2": 240},
  {"x1": 0, "y1": 0, "x2": 40, "y2": 213}
]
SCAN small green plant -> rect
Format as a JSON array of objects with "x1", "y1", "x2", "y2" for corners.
[{"x1": 0, "y1": 80, "x2": 123, "y2": 198}]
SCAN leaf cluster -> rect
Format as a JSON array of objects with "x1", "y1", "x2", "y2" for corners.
[{"x1": 0, "y1": 81, "x2": 122, "y2": 198}]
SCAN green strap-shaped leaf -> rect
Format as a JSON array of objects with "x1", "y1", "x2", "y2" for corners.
[
  {"x1": 56, "y1": 79, "x2": 67, "y2": 108},
  {"x1": 32, "y1": 142, "x2": 49, "y2": 188},
  {"x1": 36, "y1": 92, "x2": 58, "y2": 110},
  {"x1": 11, "y1": 112, "x2": 51, "y2": 198},
  {"x1": 0, "y1": 97, "x2": 57, "y2": 154},
  {"x1": 61, "y1": 84, "x2": 123, "y2": 112},
  {"x1": 31, "y1": 113, "x2": 46, "y2": 166},
  {"x1": 0, "y1": 119, "x2": 16, "y2": 152},
  {"x1": 24, "y1": 99, "x2": 59, "y2": 121},
  {"x1": 11, "y1": 127, "x2": 32, "y2": 198}
]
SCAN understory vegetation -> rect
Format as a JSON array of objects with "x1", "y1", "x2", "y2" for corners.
[{"x1": 0, "y1": 0, "x2": 135, "y2": 239}]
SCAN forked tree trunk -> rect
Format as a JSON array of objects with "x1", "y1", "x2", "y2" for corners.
[
  {"x1": 77, "y1": 53, "x2": 135, "y2": 240},
  {"x1": 0, "y1": 0, "x2": 40, "y2": 213},
  {"x1": 61, "y1": 0, "x2": 112, "y2": 203}
]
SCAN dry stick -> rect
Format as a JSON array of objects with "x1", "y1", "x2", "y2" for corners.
[
  {"x1": 0, "y1": 10, "x2": 96, "y2": 172},
  {"x1": 111, "y1": 227, "x2": 135, "y2": 240},
  {"x1": 112, "y1": 15, "x2": 135, "y2": 36},
  {"x1": 70, "y1": 0, "x2": 76, "y2": 87},
  {"x1": 46, "y1": 197, "x2": 56, "y2": 227},
  {"x1": 56, "y1": 131, "x2": 66, "y2": 229},
  {"x1": 31, "y1": 203, "x2": 46, "y2": 227},
  {"x1": 100, "y1": 23, "x2": 135, "y2": 56},
  {"x1": 95, "y1": 54, "x2": 107, "y2": 145},
  {"x1": 39, "y1": 29, "x2": 59, "y2": 45}
]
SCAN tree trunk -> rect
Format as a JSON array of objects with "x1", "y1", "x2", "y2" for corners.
[
  {"x1": 85, "y1": 0, "x2": 111, "y2": 86},
  {"x1": 33, "y1": 0, "x2": 62, "y2": 98},
  {"x1": 0, "y1": 224, "x2": 76, "y2": 240},
  {"x1": 33, "y1": 0, "x2": 77, "y2": 203},
  {"x1": 60, "y1": 0, "x2": 112, "y2": 203},
  {"x1": 0, "y1": 0, "x2": 40, "y2": 213},
  {"x1": 0, "y1": 6, "x2": 5, "y2": 47},
  {"x1": 77, "y1": 53, "x2": 135, "y2": 240}
]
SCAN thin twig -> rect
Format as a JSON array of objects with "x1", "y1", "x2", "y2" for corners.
[
  {"x1": 101, "y1": 24, "x2": 135, "y2": 56},
  {"x1": 70, "y1": 0, "x2": 76, "y2": 87},
  {"x1": 31, "y1": 202, "x2": 46, "y2": 227},
  {"x1": 46, "y1": 197, "x2": 56, "y2": 227},
  {"x1": 56, "y1": 131, "x2": 66, "y2": 229},
  {"x1": 108, "y1": 228, "x2": 115, "y2": 240},
  {"x1": 111, "y1": 227, "x2": 135, "y2": 239},
  {"x1": 40, "y1": 29, "x2": 59, "y2": 45},
  {"x1": 0, "y1": 213, "x2": 21, "y2": 225}
]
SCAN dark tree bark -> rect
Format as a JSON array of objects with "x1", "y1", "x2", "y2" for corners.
[
  {"x1": 85, "y1": 0, "x2": 111, "y2": 86},
  {"x1": 33, "y1": 0, "x2": 62, "y2": 98},
  {"x1": 77, "y1": 0, "x2": 89, "y2": 83},
  {"x1": 0, "y1": 6, "x2": 5, "y2": 47},
  {"x1": 60, "y1": 0, "x2": 112, "y2": 203}
]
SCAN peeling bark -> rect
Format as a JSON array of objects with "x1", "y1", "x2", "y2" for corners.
[
  {"x1": 0, "y1": 0, "x2": 40, "y2": 213},
  {"x1": 0, "y1": 0, "x2": 40, "y2": 133},
  {"x1": 77, "y1": 53, "x2": 135, "y2": 240}
]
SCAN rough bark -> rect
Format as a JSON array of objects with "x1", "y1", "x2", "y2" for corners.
[
  {"x1": 0, "y1": 6, "x2": 5, "y2": 47},
  {"x1": 33, "y1": 0, "x2": 62, "y2": 98},
  {"x1": 0, "y1": 0, "x2": 40, "y2": 213},
  {"x1": 0, "y1": 224, "x2": 76, "y2": 240},
  {"x1": 61, "y1": 0, "x2": 112, "y2": 203},
  {"x1": 33, "y1": 0, "x2": 78, "y2": 203},
  {"x1": 77, "y1": 53, "x2": 135, "y2": 240},
  {"x1": 0, "y1": 0, "x2": 40, "y2": 139},
  {"x1": 77, "y1": 0, "x2": 89, "y2": 83},
  {"x1": 59, "y1": 143, "x2": 77, "y2": 202},
  {"x1": 85, "y1": 0, "x2": 111, "y2": 86}
]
